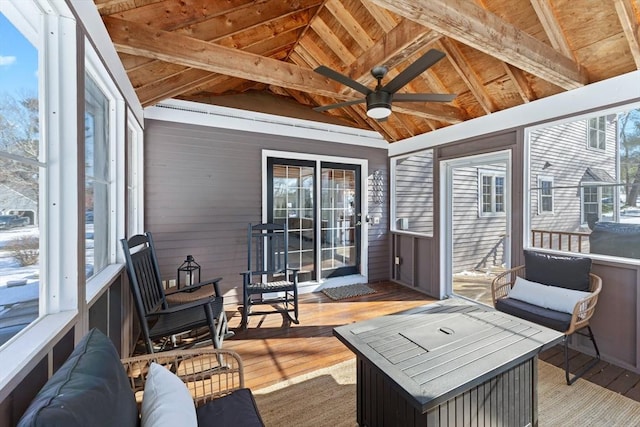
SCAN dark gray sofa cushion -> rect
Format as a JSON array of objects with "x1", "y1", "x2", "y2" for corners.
[
  {"x1": 524, "y1": 250, "x2": 591, "y2": 291},
  {"x1": 496, "y1": 298, "x2": 572, "y2": 332},
  {"x1": 17, "y1": 328, "x2": 138, "y2": 427},
  {"x1": 196, "y1": 388, "x2": 264, "y2": 426}
]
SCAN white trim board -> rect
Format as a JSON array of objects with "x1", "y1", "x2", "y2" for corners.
[
  {"x1": 145, "y1": 99, "x2": 387, "y2": 148},
  {"x1": 390, "y1": 70, "x2": 640, "y2": 157}
]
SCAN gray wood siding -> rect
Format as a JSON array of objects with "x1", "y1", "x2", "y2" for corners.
[
  {"x1": 144, "y1": 119, "x2": 388, "y2": 304},
  {"x1": 394, "y1": 150, "x2": 434, "y2": 234},
  {"x1": 452, "y1": 165, "x2": 507, "y2": 273},
  {"x1": 529, "y1": 117, "x2": 617, "y2": 234}
]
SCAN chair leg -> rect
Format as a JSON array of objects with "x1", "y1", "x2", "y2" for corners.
[
  {"x1": 242, "y1": 291, "x2": 250, "y2": 330},
  {"x1": 564, "y1": 326, "x2": 601, "y2": 385}
]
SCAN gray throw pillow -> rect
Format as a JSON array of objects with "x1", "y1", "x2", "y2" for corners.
[
  {"x1": 17, "y1": 328, "x2": 138, "y2": 427},
  {"x1": 524, "y1": 250, "x2": 592, "y2": 292}
]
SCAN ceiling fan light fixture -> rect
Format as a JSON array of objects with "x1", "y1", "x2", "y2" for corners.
[
  {"x1": 366, "y1": 91, "x2": 392, "y2": 119},
  {"x1": 367, "y1": 106, "x2": 392, "y2": 119}
]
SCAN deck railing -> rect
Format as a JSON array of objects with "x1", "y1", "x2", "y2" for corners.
[{"x1": 531, "y1": 229, "x2": 591, "y2": 253}]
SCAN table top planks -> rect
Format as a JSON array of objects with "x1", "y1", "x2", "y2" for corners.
[{"x1": 333, "y1": 298, "x2": 564, "y2": 412}]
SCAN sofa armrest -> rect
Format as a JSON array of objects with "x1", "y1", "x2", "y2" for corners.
[{"x1": 121, "y1": 348, "x2": 245, "y2": 407}]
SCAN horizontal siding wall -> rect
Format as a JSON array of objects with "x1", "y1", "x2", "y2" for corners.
[
  {"x1": 452, "y1": 165, "x2": 507, "y2": 273},
  {"x1": 144, "y1": 119, "x2": 389, "y2": 304}
]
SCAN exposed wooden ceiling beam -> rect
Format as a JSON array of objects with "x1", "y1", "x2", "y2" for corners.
[
  {"x1": 439, "y1": 38, "x2": 496, "y2": 115},
  {"x1": 138, "y1": 71, "x2": 231, "y2": 107},
  {"x1": 360, "y1": 0, "x2": 399, "y2": 32},
  {"x1": 529, "y1": 0, "x2": 574, "y2": 59},
  {"x1": 370, "y1": 0, "x2": 588, "y2": 90},
  {"x1": 615, "y1": 0, "x2": 640, "y2": 69},
  {"x1": 348, "y1": 19, "x2": 442, "y2": 87},
  {"x1": 95, "y1": 0, "x2": 163, "y2": 15},
  {"x1": 325, "y1": 0, "x2": 375, "y2": 50},
  {"x1": 503, "y1": 64, "x2": 536, "y2": 103},
  {"x1": 172, "y1": 0, "x2": 321, "y2": 41},
  {"x1": 103, "y1": 16, "x2": 352, "y2": 99},
  {"x1": 310, "y1": 16, "x2": 357, "y2": 64}
]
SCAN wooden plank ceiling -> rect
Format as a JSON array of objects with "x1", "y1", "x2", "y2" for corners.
[{"x1": 95, "y1": 0, "x2": 640, "y2": 143}]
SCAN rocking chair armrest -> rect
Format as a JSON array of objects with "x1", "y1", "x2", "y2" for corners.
[
  {"x1": 151, "y1": 296, "x2": 223, "y2": 315},
  {"x1": 165, "y1": 277, "x2": 223, "y2": 296}
]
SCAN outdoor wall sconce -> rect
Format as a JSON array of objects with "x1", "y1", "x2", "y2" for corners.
[{"x1": 177, "y1": 254, "x2": 200, "y2": 290}]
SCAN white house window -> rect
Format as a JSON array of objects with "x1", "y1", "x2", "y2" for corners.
[
  {"x1": 587, "y1": 116, "x2": 606, "y2": 150},
  {"x1": 479, "y1": 170, "x2": 505, "y2": 217},
  {"x1": 581, "y1": 184, "x2": 615, "y2": 225},
  {"x1": 538, "y1": 176, "x2": 554, "y2": 214}
]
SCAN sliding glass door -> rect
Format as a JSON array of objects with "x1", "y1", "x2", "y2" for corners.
[{"x1": 268, "y1": 158, "x2": 361, "y2": 281}]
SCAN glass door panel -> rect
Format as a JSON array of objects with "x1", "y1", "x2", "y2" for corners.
[
  {"x1": 320, "y1": 164, "x2": 360, "y2": 278},
  {"x1": 270, "y1": 160, "x2": 315, "y2": 282},
  {"x1": 269, "y1": 158, "x2": 361, "y2": 281}
]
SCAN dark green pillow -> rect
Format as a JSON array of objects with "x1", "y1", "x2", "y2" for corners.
[
  {"x1": 524, "y1": 250, "x2": 591, "y2": 292},
  {"x1": 18, "y1": 328, "x2": 138, "y2": 427}
]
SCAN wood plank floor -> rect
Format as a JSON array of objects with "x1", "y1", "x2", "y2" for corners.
[{"x1": 221, "y1": 281, "x2": 640, "y2": 402}]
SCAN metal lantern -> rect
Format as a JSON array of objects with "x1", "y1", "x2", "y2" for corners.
[{"x1": 177, "y1": 254, "x2": 200, "y2": 289}]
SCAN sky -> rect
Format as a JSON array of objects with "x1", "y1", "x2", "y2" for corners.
[{"x1": 0, "y1": 13, "x2": 38, "y2": 97}]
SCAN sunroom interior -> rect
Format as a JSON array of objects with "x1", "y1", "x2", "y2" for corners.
[{"x1": 1, "y1": 0, "x2": 640, "y2": 423}]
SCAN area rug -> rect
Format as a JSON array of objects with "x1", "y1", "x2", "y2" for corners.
[
  {"x1": 253, "y1": 358, "x2": 640, "y2": 427},
  {"x1": 321, "y1": 283, "x2": 376, "y2": 300}
]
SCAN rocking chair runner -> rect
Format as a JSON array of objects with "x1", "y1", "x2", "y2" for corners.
[
  {"x1": 121, "y1": 232, "x2": 232, "y2": 353},
  {"x1": 241, "y1": 222, "x2": 299, "y2": 329}
]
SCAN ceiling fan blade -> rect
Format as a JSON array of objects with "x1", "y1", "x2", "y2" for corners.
[
  {"x1": 314, "y1": 66, "x2": 372, "y2": 95},
  {"x1": 393, "y1": 93, "x2": 456, "y2": 103},
  {"x1": 381, "y1": 49, "x2": 446, "y2": 94},
  {"x1": 313, "y1": 98, "x2": 366, "y2": 112}
]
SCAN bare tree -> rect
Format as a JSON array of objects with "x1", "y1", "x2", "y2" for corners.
[
  {"x1": 0, "y1": 92, "x2": 39, "y2": 200},
  {"x1": 619, "y1": 109, "x2": 640, "y2": 207}
]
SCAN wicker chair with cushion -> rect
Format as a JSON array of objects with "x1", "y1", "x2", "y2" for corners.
[
  {"x1": 121, "y1": 348, "x2": 264, "y2": 426},
  {"x1": 491, "y1": 250, "x2": 602, "y2": 385}
]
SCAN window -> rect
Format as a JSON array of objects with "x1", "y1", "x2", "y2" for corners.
[
  {"x1": 588, "y1": 116, "x2": 606, "y2": 150},
  {"x1": 478, "y1": 170, "x2": 505, "y2": 217},
  {"x1": 581, "y1": 184, "x2": 615, "y2": 225},
  {"x1": 84, "y1": 73, "x2": 111, "y2": 278},
  {"x1": 538, "y1": 176, "x2": 554, "y2": 214},
  {"x1": 526, "y1": 108, "x2": 638, "y2": 259},
  {"x1": 0, "y1": 6, "x2": 42, "y2": 346},
  {"x1": 391, "y1": 149, "x2": 434, "y2": 235}
]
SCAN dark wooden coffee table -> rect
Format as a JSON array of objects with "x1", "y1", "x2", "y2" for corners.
[{"x1": 333, "y1": 298, "x2": 563, "y2": 427}]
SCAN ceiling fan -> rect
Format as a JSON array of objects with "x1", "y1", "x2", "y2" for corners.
[{"x1": 313, "y1": 49, "x2": 456, "y2": 120}]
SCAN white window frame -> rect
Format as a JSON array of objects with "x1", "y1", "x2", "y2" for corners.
[
  {"x1": 580, "y1": 183, "x2": 616, "y2": 225},
  {"x1": 84, "y1": 40, "x2": 126, "y2": 304},
  {"x1": 390, "y1": 149, "x2": 435, "y2": 236},
  {"x1": 0, "y1": 0, "x2": 79, "y2": 399},
  {"x1": 587, "y1": 116, "x2": 606, "y2": 150},
  {"x1": 126, "y1": 112, "x2": 144, "y2": 237},
  {"x1": 537, "y1": 176, "x2": 554, "y2": 214},
  {"x1": 478, "y1": 169, "x2": 506, "y2": 217}
]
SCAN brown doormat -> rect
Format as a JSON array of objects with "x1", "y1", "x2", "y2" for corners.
[{"x1": 321, "y1": 284, "x2": 376, "y2": 300}]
